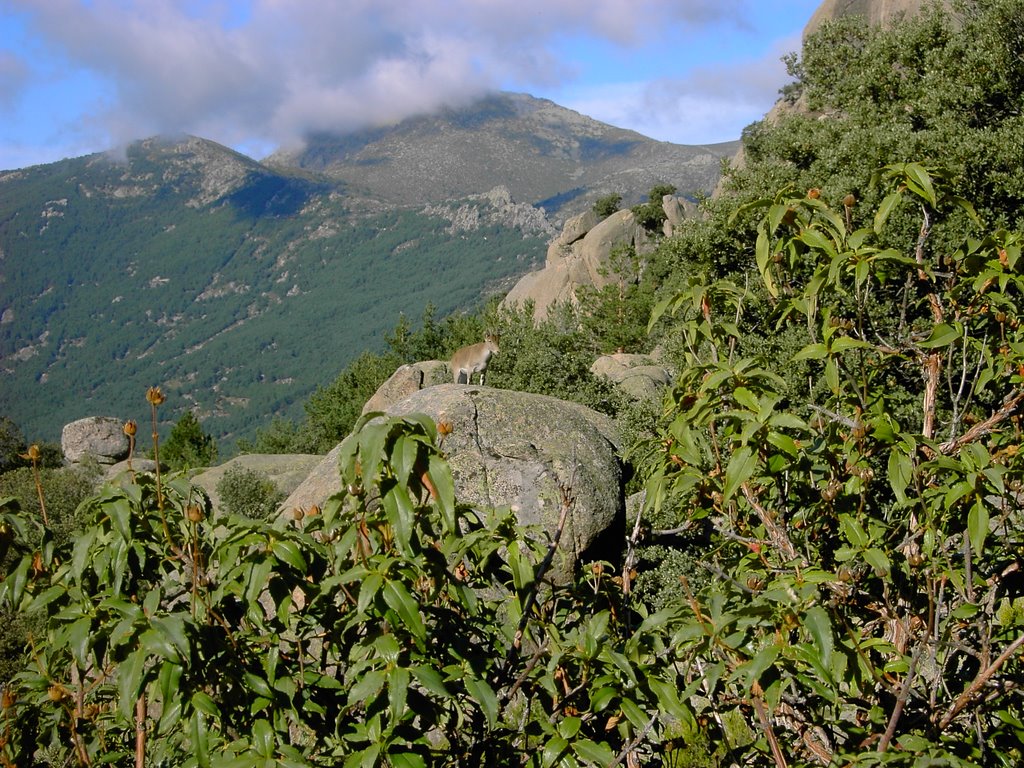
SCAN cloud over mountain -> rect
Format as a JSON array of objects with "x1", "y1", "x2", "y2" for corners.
[{"x1": 3, "y1": 0, "x2": 796, "y2": 163}]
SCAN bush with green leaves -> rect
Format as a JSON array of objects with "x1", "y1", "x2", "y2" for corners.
[
  {"x1": 216, "y1": 465, "x2": 287, "y2": 521},
  {"x1": 0, "y1": 413, "x2": 690, "y2": 766},
  {"x1": 636, "y1": 168, "x2": 1024, "y2": 765}
]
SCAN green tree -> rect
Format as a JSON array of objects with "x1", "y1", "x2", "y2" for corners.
[
  {"x1": 592, "y1": 192, "x2": 622, "y2": 218},
  {"x1": 160, "y1": 410, "x2": 218, "y2": 470},
  {"x1": 632, "y1": 184, "x2": 677, "y2": 233}
]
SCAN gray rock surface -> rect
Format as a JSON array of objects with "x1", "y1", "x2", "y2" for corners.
[
  {"x1": 282, "y1": 385, "x2": 624, "y2": 577},
  {"x1": 591, "y1": 353, "x2": 673, "y2": 405},
  {"x1": 362, "y1": 360, "x2": 449, "y2": 415},
  {"x1": 61, "y1": 416, "x2": 129, "y2": 465},
  {"x1": 502, "y1": 209, "x2": 649, "y2": 320}
]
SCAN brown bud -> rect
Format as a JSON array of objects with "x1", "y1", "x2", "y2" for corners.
[
  {"x1": 306, "y1": 504, "x2": 320, "y2": 517},
  {"x1": 186, "y1": 505, "x2": 204, "y2": 523},
  {"x1": 807, "y1": 188, "x2": 821, "y2": 200},
  {"x1": 437, "y1": 421, "x2": 453, "y2": 436},
  {"x1": 1, "y1": 687, "x2": 14, "y2": 710},
  {"x1": 146, "y1": 386, "x2": 166, "y2": 406},
  {"x1": 123, "y1": 420, "x2": 137, "y2": 437},
  {"x1": 843, "y1": 194, "x2": 856, "y2": 208},
  {"x1": 292, "y1": 507, "x2": 305, "y2": 521},
  {"x1": 47, "y1": 684, "x2": 66, "y2": 702}
]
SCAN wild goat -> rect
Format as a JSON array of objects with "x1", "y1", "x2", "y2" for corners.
[{"x1": 450, "y1": 334, "x2": 499, "y2": 385}]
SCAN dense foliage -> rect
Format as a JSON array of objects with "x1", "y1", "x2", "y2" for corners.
[{"x1": 0, "y1": 414, "x2": 686, "y2": 766}]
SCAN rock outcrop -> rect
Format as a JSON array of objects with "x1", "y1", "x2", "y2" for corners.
[
  {"x1": 804, "y1": 0, "x2": 948, "y2": 37},
  {"x1": 282, "y1": 385, "x2": 624, "y2": 578},
  {"x1": 502, "y1": 208, "x2": 649, "y2": 320},
  {"x1": 61, "y1": 417, "x2": 129, "y2": 465},
  {"x1": 591, "y1": 353, "x2": 673, "y2": 405},
  {"x1": 361, "y1": 361, "x2": 450, "y2": 415}
]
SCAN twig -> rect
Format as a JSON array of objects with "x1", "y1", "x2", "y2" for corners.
[
  {"x1": 752, "y1": 683, "x2": 788, "y2": 768},
  {"x1": 938, "y1": 389, "x2": 1024, "y2": 455},
  {"x1": 610, "y1": 711, "x2": 658, "y2": 768},
  {"x1": 135, "y1": 693, "x2": 146, "y2": 768},
  {"x1": 878, "y1": 642, "x2": 922, "y2": 752},
  {"x1": 938, "y1": 631, "x2": 1024, "y2": 730}
]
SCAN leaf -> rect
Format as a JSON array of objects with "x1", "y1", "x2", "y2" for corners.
[
  {"x1": 427, "y1": 454, "x2": 456, "y2": 532},
  {"x1": 904, "y1": 163, "x2": 938, "y2": 207},
  {"x1": 574, "y1": 739, "x2": 616, "y2": 765},
  {"x1": 465, "y1": 676, "x2": 499, "y2": 729},
  {"x1": 411, "y1": 665, "x2": 450, "y2": 698},
  {"x1": 919, "y1": 323, "x2": 962, "y2": 348},
  {"x1": 251, "y1": 718, "x2": 275, "y2": 758},
  {"x1": 382, "y1": 483, "x2": 415, "y2": 555},
  {"x1": 722, "y1": 446, "x2": 757, "y2": 502},
  {"x1": 804, "y1": 606, "x2": 833, "y2": 674},
  {"x1": 887, "y1": 451, "x2": 913, "y2": 505},
  {"x1": 756, "y1": 228, "x2": 779, "y2": 298},
  {"x1": 388, "y1": 666, "x2": 410, "y2": 723},
  {"x1": 272, "y1": 539, "x2": 307, "y2": 573},
  {"x1": 874, "y1": 191, "x2": 902, "y2": 234},
  {"x1": 389, "y1": 753, "x2": 428, "y2": 768},
  {"x1": 383, "y1": 580, "x2": 425, "y2": 641},
  {"x1": 968, "y1": 500, "x2": 989, "y2": 557},
  {"x1": 863, "y1": 548, "x2": 891, "y2": 577},
  {"x1": 839, "y1": 514, "x2": 869, "y2": 548}
]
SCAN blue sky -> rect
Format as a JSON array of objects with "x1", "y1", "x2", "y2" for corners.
[{"x1": 0, "y1": 0, "x2": 821, "y2": 171}]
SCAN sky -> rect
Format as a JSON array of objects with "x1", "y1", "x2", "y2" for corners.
[{"x1": 0, "y1": 0, "x2": 822, "y2": 172}]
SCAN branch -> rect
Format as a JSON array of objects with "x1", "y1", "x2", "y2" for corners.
[
  {"x1": 938, "y1": 389, "x2": 1024, "y2": 455},
  {"x1": 938, "y1": 631, "x2": 1024, "y2": 730}
]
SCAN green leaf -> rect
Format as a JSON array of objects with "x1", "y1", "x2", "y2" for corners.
[
  {"x1": 722, "y1": 446, "x2": 756, "y2": 502},
  {"x1": 968, "y1": 500, "x2": 989, "y2": 557},
  {"x1": 620, "y1": 698, "x2": 649, "y2": 729},
  {"x1": 388, "y1": 666, "x2": 410, "y2": 723},
  {"x1": 919, "y1": 323, "x2": 961, "y2": 348},
  {"x1": 542, "y1": 736, "x2": 569, "y2": 767},
  {"x1": 411, "y1": 665, "x2": 450, "y2": 698},
  {"x1": 574, "y1": 739, "x2": 616, "y2": 765},
  {"x1": 271, "y1": 539, "x2": 307, "y2": 573},
  {"x1": 874, "y1": 191, "x2": 902, "y2": 234},
  {"x1": 389, "y1": 753, "x2": 428, "y2": 768},
  {"x1": 804, "y1": 606, "x2": 833, "y2": 674},
  {"x1": 887, "y1": 451, "x2": 913, "y2": 505},
  {"x1": 839, "y1": 514, "x2": 869, "y2": 548},
  {"x1": 904, "y1": 163, "x2": 938, "y2": 207},
  {"x1": 756, "y1": 228, "x2": 779, "y2": 298},
  {"x1": 382, "y1": 483, "x2": 415, "y2": 555},
  {"x1": 863, "y1": 548, "x2": 891, "y2": 577},
  {"x1": 251, "y1": 718, "x2": 275, "y2": 758},
  {"x1": 383, "y1": 580, "x2": 425, "y2": 641},
  {"x1": 192, "y1": 711, "x2": 211, "y2": 768},
  {"x1": 427, "y1": 454, "x2": 457, "y2": 532},
  {"x1": 465, "y1": 676, "x2": 499, "y2": 728}
]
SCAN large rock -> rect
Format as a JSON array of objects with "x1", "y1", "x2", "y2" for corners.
[
  {"x1": 282, "y1": 385, "x2": 624, "y2": 577},
  {"x1": 61, "y1": 417, "x2": 129, "y2": 465},
  {"x1": 591, "y1": 353, "x2": 673, "y2": 405},
  {"x1": 361, "y1": 361, "x2": 449, "y2": 415},
  {"x1": 192, "y1": 453, "x2": 323, "y2": 513},
  {"x1": 804, "y1": 0, "x2": 948, "y2": 37},
  {"x1": 503, "y1": 209, "x2": 649, "y2": 321}
]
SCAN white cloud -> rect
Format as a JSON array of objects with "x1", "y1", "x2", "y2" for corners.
[{"x1": 1, "y1": 0, "x2": 806, "y2": 164}]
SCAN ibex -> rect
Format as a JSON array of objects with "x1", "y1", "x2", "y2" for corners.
[{"x1": 451, "y1": 334, "x2": 499, "y2": 385}]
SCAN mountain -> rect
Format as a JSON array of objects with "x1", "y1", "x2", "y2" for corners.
[
  {"x1": 267, "y1": 93, "x2": 739, "y2": 213},
  {"x1": 0, "y1": 93, "x2": 737, "y2": 450}
]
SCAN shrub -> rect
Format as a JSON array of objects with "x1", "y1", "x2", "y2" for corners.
[{"x1": 216, "y1": 464, "x2": 286, "y2": 520}]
